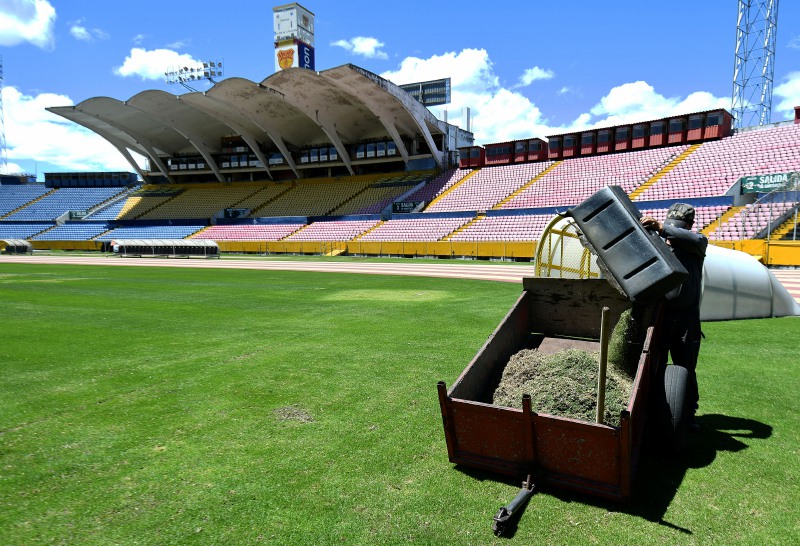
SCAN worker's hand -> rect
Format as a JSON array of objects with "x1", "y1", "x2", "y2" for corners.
[{"x1": 640, "y1": 216, "x2": 662, "y2": 233}]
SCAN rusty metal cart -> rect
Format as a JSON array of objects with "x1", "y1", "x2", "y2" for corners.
[{"x1": 437, "y1": 187, "x2": 690, "y2": 535}]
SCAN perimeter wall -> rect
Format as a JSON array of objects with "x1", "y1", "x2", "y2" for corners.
[{"x1": 29, "y1": 239, "x2": 800, "y2": 265}]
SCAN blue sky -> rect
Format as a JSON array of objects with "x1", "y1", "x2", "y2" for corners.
[{"x1": 1, "y1": 0, "x2": 799, "y2": 180}]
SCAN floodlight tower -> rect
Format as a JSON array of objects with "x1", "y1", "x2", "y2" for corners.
[
  {"x1": 732, "y1": 0, "x2": 779, "y2": 129},
  {"x1": 0, "y1": 55, "x2": 8, "y2": 174},
  {"x1": 165, "y1": 60, "x2": 224, "y2": 92}
]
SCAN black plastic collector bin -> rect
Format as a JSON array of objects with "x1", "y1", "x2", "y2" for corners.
[{"x1": 566, "y1": 185, "x2": 687, "y2": 304}]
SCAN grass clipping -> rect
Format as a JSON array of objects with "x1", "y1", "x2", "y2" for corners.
[
  {"x1": 493, "y1": 348, "x2": 633, "y2": 427},
  {"x1": 492, "y1": 308, "x2": 653, "y2": 426},
  {"x1": 493, "y1": 309, "x2": 649, "y2": 426}
]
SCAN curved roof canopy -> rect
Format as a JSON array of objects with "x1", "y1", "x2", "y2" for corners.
[{"x1": 48, "y1": 64, "x2": 464, "y2": 182}]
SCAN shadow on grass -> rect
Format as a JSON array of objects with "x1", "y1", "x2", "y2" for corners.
[
  {"x1": 455, "y1": 413, "x2": 772, "y2": 538},
  {"x1": 625, "y1": 413, "x2": 772, "y2": 533}
]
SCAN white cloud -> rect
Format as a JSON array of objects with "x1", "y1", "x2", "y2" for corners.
[
  {"x1": 0, "y1": 0, "x2": 56, "y2": 49},
  {"x1": 165, "y1": 39, "x2": 188, "y2": 49},
  {"x1": 331, "y1": 36, "x2": 388, "y2": 60},
  {"x1": 383, "y1": 49, "x2": 548, "y2": 143},
  {"x1": 587, "y1": 81, "x2": 728, "y2": 130},
  {"x1": 114, "y1": 47, "x2": 204, "y2": 80},
  {"x1": 514, "y1": 66, "x2": 555, "y2": 88},
  {"x1": 3, "y1": 86, "x2": 144, "y2": 172},
  {"x1": 132, "y1": 33, "x2": 146, "y2": 45},
  {"x1": 774, "y1": 71, "x2": 800, "y2": 120},
  {"x1": 69, "y1": 21, "x2": 109, "y2": 42},
  {"x1": 383, "y1": 49, "x2": 499, "y2": 93},
  {"x1": 788, "y1": 35, "x2": 800, "y2": 50},
  {"x1": 69, "y1": 24, "x2": 90, "y2": 41},
  {"x1": 382, "y1": 49, "x2": 730, "y2": 144},
  {"x1": 4, "y1": 161, "x2": 25, "y2": 174}
]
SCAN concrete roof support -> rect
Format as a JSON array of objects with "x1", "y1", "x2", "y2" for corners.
[
  {"x1": 179, "y1": 93, "x2": 273, "y2": 179},
  {"x1": 47, "y1": 105, "x2": 175, "y2": 182},
  {"x1": 128, "y1": 92, "x2": 227, "y2": 182}
]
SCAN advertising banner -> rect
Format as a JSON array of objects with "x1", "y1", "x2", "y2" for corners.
[
  {"x1": 739, "y1": 172, "x2": 800, "y2": 193},
  {"x1": 297, "y1": 41, "x2": 315, "y2": 70},
  {"x1": 274, "y1": 40, "x2": 315, "y2": 72}
]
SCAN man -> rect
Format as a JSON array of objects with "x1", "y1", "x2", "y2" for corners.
[{"x1": 641, "y1": 203, "x2": 708, "y2": 431}]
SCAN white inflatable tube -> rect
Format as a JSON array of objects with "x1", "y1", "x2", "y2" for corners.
[{"x1": 701, "y1": 245, "x2": 800, "y2": 321}]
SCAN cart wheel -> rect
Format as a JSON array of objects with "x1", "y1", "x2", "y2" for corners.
[{"x1": 663, "y1": 365, "x2": 689, "y2": 452}]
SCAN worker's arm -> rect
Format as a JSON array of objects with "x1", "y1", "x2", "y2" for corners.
[{"x1": 663, "y1": 224, "x2": 708, "y2": 257}]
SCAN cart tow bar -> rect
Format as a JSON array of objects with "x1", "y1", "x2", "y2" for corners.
[{"x1": 492, "y1": 476, "x2": 535, "y2": 536}]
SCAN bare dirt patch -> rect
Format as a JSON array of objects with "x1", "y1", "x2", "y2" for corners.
[{"x1": 272, "y1": 404, "x2": 314, "y2": 423}]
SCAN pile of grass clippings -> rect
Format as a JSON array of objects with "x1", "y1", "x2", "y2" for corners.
[
  {"x1": 607, "y1": 306, "x2": 652, "y2": 380},
  {"x1": 492, "y1": 348, "x2": 632, "y2": 426}
]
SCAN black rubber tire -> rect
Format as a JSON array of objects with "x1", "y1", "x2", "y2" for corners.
[{"x1": 664, "y1": 365, "x2": 689, "y2": 452}]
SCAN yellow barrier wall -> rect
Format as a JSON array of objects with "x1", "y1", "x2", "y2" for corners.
[
  {"x1": 185, "y1": 240, "x2": 530, "y2": 260},
  {"x1": 27, "y1": 239, "x2": 800, "y2": 265},
  {"x1": 31, "y1": 241, "x2": 103, "y2": 251},
  {"x1": 211, "y1": 239, "x2": 800, "y2": 264},
  {"x1": 763, "y1": 241, "x2": 800, "y2": 266}
]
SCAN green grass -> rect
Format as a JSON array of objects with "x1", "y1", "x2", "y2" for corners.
[{"x1": 0, "y1": 263, "x2": 798, "y2": 545}]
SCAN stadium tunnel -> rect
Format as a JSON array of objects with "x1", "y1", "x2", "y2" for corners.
[{"x1": 535, "y1": 215, "x2": 800, "y2": 321}]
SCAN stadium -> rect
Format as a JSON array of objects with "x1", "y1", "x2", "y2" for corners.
[{"x1": 1, "y1": 2, "x2": 800, "y2": 544}]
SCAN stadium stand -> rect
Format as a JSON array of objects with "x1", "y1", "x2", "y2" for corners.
[
  {"x1": 359, "y1": 215, "x2": 473, "y2": 242},
  {"x1": 405, "y1": 169, "x2": 468, "y2": 207},
  {"x1": 136, "y1": 184, "x2": 264, "y2": 220},
  {"x1": 425, "y1": 162, "x2": 556, "y2": 212},
  {"x1": 85, "y1": 199, "x2": 129, "y2": 221},
  {"x1": 709, "y1": 201, "x2": 797, "y2": 240},
  {"x1": 32, "y1": 222, "x2": 111, "y2": 241},
  {"x1": 501, "y1": 146, "x2": 690, "y2": 209},
  {"x1": 251, "y1": 177, "x2": 374, "y2": 217},
  {"x1": 4, "y1": 187, "x2": 126, "y2": 221},
  {"x1": 192, "y1": 223, "x2": 305, "y2": 241},
  {"x1": 230, "y1": 184, "x2": 294, "y2": 213},
  {"x1": 0, "y1": 185, "x2": 53, "y2": 217},
  {"x1": 285, "y1": 219, "x2": 380, "y2": 241},
  {"x1": 449, "y1": 213, "x2": 555, "y2": 241},
  {"x1": 332, "y1": 173, "x2": 431, "y2": 215},
  {"x1": 0, "y1": 222, "x2": 52, "y2": 239},
  {"x1": 97, "y1": 224, "x2": 206, "y2": 241},
  {"x1": 117, "y1": 188, "x2": 183, "y2": 220},
  {"x1": 634, "y1": 123, "x2": 800, "y2": 200}
]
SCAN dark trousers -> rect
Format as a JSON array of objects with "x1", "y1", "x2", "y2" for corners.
[{"x1": 662, "y1": 306, "x2": 702, "y2": 414}]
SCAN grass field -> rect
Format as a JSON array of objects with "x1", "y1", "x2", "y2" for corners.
[{"x1": 1, "y1": 262, "x2": 798, "y2": 545}]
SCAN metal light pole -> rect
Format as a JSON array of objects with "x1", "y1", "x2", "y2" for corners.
[{"x1": 165, "y1": 60, "x2": 224, "y2": 92}]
